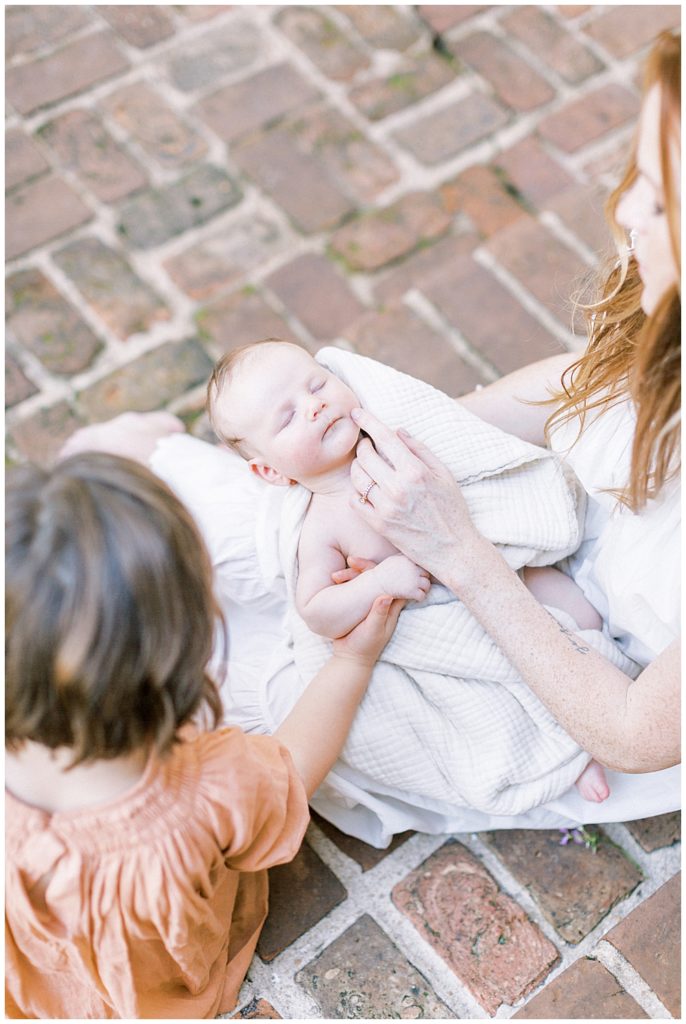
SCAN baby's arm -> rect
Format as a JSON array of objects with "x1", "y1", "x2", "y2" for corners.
[{"x1": 296, "y1": 518, "x2": 430, "y2": 639}]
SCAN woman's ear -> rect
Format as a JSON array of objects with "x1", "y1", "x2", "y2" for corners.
[{"x1": 249, "y1": 460, "x2": 294, "y2": 486}]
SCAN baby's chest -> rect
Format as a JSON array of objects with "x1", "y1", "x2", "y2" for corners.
[{"x1": 334, "y1": 512, "x2": 398, "y2": 563}]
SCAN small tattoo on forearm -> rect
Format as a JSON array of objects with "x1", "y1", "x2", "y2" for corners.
[{"x1": 557, "y1": 621, "x2": 591, "y2": 654}]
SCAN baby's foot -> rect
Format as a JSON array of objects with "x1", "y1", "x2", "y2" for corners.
[{"x1": 575, "y1": 759, "x2": 610, "y2": 803}]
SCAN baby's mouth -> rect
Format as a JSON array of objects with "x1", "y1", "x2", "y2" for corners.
[{"x1": 322, "y1": 416, "x2": 341, "y2": 438}]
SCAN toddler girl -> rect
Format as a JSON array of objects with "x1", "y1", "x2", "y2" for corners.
[{"x1": 5, "y1": 452, "x2": 401, "y2": 1019}]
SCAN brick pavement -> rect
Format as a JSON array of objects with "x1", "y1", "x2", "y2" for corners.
[{"x1": 5, "y1": 5, "x2": 681, "y2": 1018}]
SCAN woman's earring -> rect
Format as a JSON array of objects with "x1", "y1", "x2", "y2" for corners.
[{"x1": 627, "y1": 229, "x2": 637, "y2": 252}]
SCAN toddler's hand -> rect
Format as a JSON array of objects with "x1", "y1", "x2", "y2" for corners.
[
  {"x1": 373, "y1": 554, "x2": 431, "y2": 602},
  {"x1": 333, "y1": 595, "x2": 405, "y2": 667}
]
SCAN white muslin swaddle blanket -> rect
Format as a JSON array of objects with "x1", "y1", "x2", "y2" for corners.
[{"x1": 274, "y1": 347, "x2": 640, "y2": 815}]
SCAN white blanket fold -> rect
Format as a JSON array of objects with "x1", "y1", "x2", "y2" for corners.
[{"x1": 275, "y1": 348, "x2": 639, "y2": 815}]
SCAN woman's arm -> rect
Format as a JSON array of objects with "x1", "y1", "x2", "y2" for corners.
[
  {"x1": 348, "y1": 409, "x2": 680, "y2": 773},
  {"x1": 457, "y1": 352, "x2": 577, "y2": 445}
]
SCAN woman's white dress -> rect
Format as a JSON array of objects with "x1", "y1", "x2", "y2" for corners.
[{"x1": 150, "y1": 398, "x2": 680, "y2": 846}]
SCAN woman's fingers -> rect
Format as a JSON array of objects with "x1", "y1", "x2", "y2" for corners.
[{"x1": 352, "y1": 408, "x2": 423, "y2": 474}]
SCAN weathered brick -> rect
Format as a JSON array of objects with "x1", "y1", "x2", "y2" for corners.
[
  {"x1": 343, "y1": 305, "x2": 485, "y2": 397},
  {"x1": 6, "y1": 32, "x2": 129, "y2": 116},
  {"x1": 513, "y1": 956, "x2": 648, "y2": 1019},
  {"x1": 374, "y1": 231, "x2": 479, "y2": 306},
  {"x1": 538, "y1": 84, "x2": 639, "y2": 154},
  {"x1": 6, "y1": 175, "x2": 92, "y2": 261},
  {"x1": 38, "y1": 110, "x2": 147, "y2": 203},
  {"x1": 76, "y1": 338, "x2": 213, "y2": 421},
  {"x1": 5, "y1": 353, "x2": 38, "y2": 409},
  {"x1": 481, "y1": 828, "x2": 643, "y2": 944},
  {"x1": 624, "y1": 811, "x2": 680, "y2": 852},
  {"x1": 175, "y1": 5, "x2": 231, "y2": 21},
  {"x1": 582, "y1": 137, "x2": 632, "y2": 188},
  {"x1": 267, "y1": 254, "x2": 365, "y2": 341},
  {"x1": 232, "y1": 998, "x2": 281, "y2": 1020},
  {"x1": 330, "y1": 191, "x2": 452, "y2": 272},
  {"x1": 495, "y1": 137, "x2": 575, "y2": 208},
  {"x1": 53, "y1": 238, "x2": 170, "y2": 340},
  {"x1": 418, "y1": 6, "x2": 489, "y2": 33},
  {"x1": 9, "y1": 400, "x2": 86, "y2": 467},
  {"x1": 393, "y1": 841, "x2": 559, "y2": 1014},
  {"x1": 312, "y1": 812, "x2": 413, "y2": 871},
  {"x1": 583, "y1": 5, "x2": 680, "y2": 60},
  {"x1": 349, "y1": 52, "x2": 458, "y2": 121},
  {"x1": 274, "y1": 6, "x2": 369, "y2": 81},
  {"x1": 117, "y1": 165, "x2": 241, "y2": 249},
  {"x1": 162, "y1": 20, "x2": 260, "y2": 93},
  {"x1": 486, "y1": 217, "x2": 589, "y2": 328},
  {"x1": 164, "y1": 214, "x2": 288, "y2": 302},
  {"x1": 545, "y1": 183, "x2": 612, "y2": 258},
  {"x1": 193, "y1": 63, "x2": 318, "y2": 144},
  {"x1": 451, "y1": 31, "x2": 556, "y2": 112},
  {"x1": 335, "y1": 6, "x2": 421, "y2": 50},
  {"x1": 556, "y1": 5, "x2": 591, "y2": 18},
  {"x1": 103, "y1": 83, "x2": 207, "y2": 169},
  {"x1": 393, "y1": 91, "x2": 510, "y2": 164},
  {"x1": 422, "y1": 254, "x2": 564, "y2": 375},
  {"x1": 502, "y1": 7, "x2": 604, "y2": 85},
  {"x1": 296, "y1": 914, "x2": 453, "y2": 1018},
  {"x1": 98, "y1": 6, "x2": 175, "y2": 48},
  {"x1": 5, "y1": 129, "x2": 49, "y2": 192},
  {"x1": 605, "y1": 874, "x2": 680, "y2": 1018},
  {"x1": 6, "y1": 268, "x2": 102, "y2": 375},
  {"x1": 440, "y1": 164, "x2": 526, "y2": 237},
  {"x1": 196, "y1": 290, "x2": 302, "y2": 353},
  {"x1": 5, "y1": 5, "x2": 93, "y2": 60},
  {"x1": 257, "y1": 843, "x2": 346, "y2": 962}
]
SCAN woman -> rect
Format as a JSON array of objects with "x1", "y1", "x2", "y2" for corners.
[{"x1": 349, "y1": 30, "x2": 680, "y2": 778}]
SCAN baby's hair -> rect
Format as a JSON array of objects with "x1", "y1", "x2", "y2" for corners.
[{"x1": 5, "y1": 452, "x2": 223, "y2": 767}]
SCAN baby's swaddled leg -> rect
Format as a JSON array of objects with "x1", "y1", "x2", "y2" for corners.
[{"x1": 521, "y1": 566, "x2": 602, "y2": 631}]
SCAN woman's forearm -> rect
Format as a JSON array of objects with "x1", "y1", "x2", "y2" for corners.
[{"x1": 443, "y1": 534, "x2": 680, "y2": 773}]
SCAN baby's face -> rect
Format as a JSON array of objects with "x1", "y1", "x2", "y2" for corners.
[{"x1": 219, "y1": 343, "x2": 361, "y2": 484}]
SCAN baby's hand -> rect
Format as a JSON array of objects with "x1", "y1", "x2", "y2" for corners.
[{"x1": 373, "y1": 554, "x2": 431, "y2": 602}]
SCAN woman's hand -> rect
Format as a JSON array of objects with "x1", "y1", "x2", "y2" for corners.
[
  {"x1": 332, "y1": 556, "x2": 377, "y2": 585},
  {"x1": 332, "y1": 594, "x2": 405, "y2": 667},
  {"x1": 349, "y1": 408, "x2": 481, "y2": 582}
]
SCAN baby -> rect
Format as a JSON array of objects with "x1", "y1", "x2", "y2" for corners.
[{"x1": 207, "y1": 338, "x2": 609, "y2": 802}]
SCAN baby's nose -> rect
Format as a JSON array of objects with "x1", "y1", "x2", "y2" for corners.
[{"x1": 306, "y1": 398, "x2": 325, "y2": 420}]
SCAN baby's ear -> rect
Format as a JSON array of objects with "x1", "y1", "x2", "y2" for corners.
[{"x1": 249, "y1": 460, "x2": 294, "y2": 486}]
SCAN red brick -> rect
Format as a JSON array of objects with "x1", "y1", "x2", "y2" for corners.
[
  {"x1": 393, "y1": 91, "x2": 510, "y2": 164},
  {"x1": 98, "y1": 6, "x2": 176, "y2": 48},
  {"x1": 486, "y1": 217, "x2": 589, "y2": 328},
  {"x1": 495, "y1": 137, "x2": 575, "y2": 208},
  {"x1": 584, "y1": 5, "x2": 681, "y2": 60},
  {"x1": 545, "y1": 183, "x2": 612, "y2": 258},
  {"x1": 193, "y1": 63, "x2": 318, "y2": 144},
  {"x1": 6, "y1": 174, "x2": 92, "y2": 261},
  {"x1": 335, "y1": 6, "x2": 421, "y2": 50},
  {"x1": 256, "y1": 843, "x2": 346, "y2": 962},
  {"x1": 418, "y1": 6, "x2": 489, "y2": 33},
  {"x1": 624, "y1": 811, "x2": 680, "y2": 852},
  {"x1": 53, "y1": 238, "x2": 170, "y2": 340},
  {"x1": 5, "y1": 32, "x2": 129, "y2": 116},
  {"x1": 538, "y1": 84, "x2": 639, "y2": 154},
  {"x1": 163, "y1": 21, "x2": 260, "y2": 93},
  {"x1": 267, "y1": 254, "x2": 365, "y2": 341},
  {"x1": 6, "y1": 268, "x2": 102, "y2": 375},
  {"x1": 605, "y1": 874, "x2": 681, "y2": 1017},
  {"x1": 5, "y1": 129, "x2": 49, "y2": 192},
  {"x1": 312, "y1": 812, "x2": 413, "y2": 871},
  {"x1": 38, "y1": 110, "x2": 147, "y2": 203},
  {"x1": 117, "y1": 165, "x2": 242, "y2": 249},
  {"x1": 9, "y1": 400, "x2": 86, "y2": 467},
  {"x1": 274, "y1": 7, "x2": 369, "y2": 81},
  {"x1": 502, "y1": 6, "x2": 604, "y2": 85},
  {"x1": 343, "y1": 305, "x2": 485, "y2": 397},
  {"x1": 440, "y1": 164, "x2": 526, "y2": 237},
  {"x1": 232, "y1": 998, "x2": 281, "y2": 1019},
  {"x1": 76, "y1": 338, "x2": 213, "y2": 421},
  {"x1": 393, "y1": 841, "x2": 559, "y2": 1014},
  {"x1": 374, "y1": 231, "x2": 479, "y2": 306},
  {"x1": 452, "y1": 31, "x2": 556, "y2": 112},
  {"x1": 330, "y1": 191, "x2": 452, "y2": 272},
  {"x1": 5, "y1": 5, "x2": 93, "y2": 60},
  {"x1": 175, "y1": 5, "x2": 231, "y2": 21},
  {"x1": 422, "y1": 254, "x2": 564, "y2": 374},
  {"x1": 513, "y1": 956, "x2": 648, "y2": 1018},
  {"x1": 163, "y1": 214, "x2": 288, "y2": 302},
  {"x1": 196, "y1": 290, "x2": 302, "y2": 354},
  {"x1": 481, "y1": 828, "x2": 643, "y2": 944},
  {"x1": 582, "y1": 137, "x2": 632, "y2": 188},
  {"x1": 556, "y1": 5, "x2": 591, "y2": 18},
  {"x1": 103, "y1": 83, "x2": 207, "y2": 169},
  {"x1": 296, "y1": 914, "x2": 453, "y2": 1018},
  {"x1": 349, "y1": 52, "x2": 457, "y2": 122},
  {"x1": 5, "y1": 353, "x2": 38, "y2": 409}
]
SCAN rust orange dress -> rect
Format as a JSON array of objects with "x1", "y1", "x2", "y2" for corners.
[{"x1": 5, "y1": 726, "x2": 309, "y2": 1019}]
